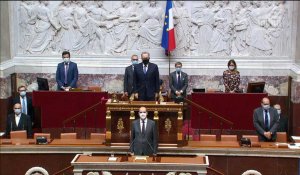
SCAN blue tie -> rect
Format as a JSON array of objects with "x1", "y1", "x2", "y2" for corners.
[
  {"x1": 143, "y1": 65, "x2": 147, "y2": 74},
  {"x1": 64, "y1": 64, "x2": 68, "y2": 84},
  {"x1": 22, "y1": 97, "x2": 26, "y2": 114},
  {"x1": 264, "y1": 110, "x2": 269, "y2": 131},
  {"x1": 177, "y1": 73, "x2": 181, "y2": 89}
]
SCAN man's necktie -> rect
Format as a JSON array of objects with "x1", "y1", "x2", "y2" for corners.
[
  {"x1": 64, "y1": 64, "x2": 68, "y2": 84},
  {"x1": 142, "y1": 120, "x2": 145, "y2": 134},
  {"x1": 143, "y1": 65, "x2": 147, "y2": 74},
  {"x1": 177, "y1": 73, "x2": 181, "y2": 89},
  {"x1": 22, "y1": 97, "x2": 26, "y2": 114},
  {"x1": 264, "y1": 109, "x2": 269, "y2": 131}
]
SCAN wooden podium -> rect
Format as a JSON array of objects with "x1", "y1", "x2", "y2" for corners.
[{"x1": 105, "y1": 101, "x2": 184, "y2": 147}]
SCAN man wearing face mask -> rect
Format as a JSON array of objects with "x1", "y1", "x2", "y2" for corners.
[
  {"x1": 273, "y1": 104, "x2": 288, "y2": 133},
  {"x1": 5, "y1": 103, "x2": 33, "y2": 138},
  {"x1": 130, "y1": 107, "x2": 158, "y2": 156},
  {"x1": 133, "y1": 52, "x2": 160, "y2": 101},
  {"x1": 253, "y1": 97, "x2": 279, "y2": 141},
  {"x1": 169, "y1": 62, "x2": 188, "y2": 103},
  {"x1": 12, "y1": 85, "x2": 35, "y2": 125},
  {"x1": 56, "y1": 51, "x2": 79, "y2": 91},
  {"x1": 124, "y1": 55, "x2": 139, "y2": 98}
]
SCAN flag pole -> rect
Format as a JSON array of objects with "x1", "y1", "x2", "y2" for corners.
[{"x1": 168, "y1": 51, "x2": 171, "y2": 75}]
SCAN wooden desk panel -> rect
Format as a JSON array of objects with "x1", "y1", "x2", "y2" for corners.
[
  {"x1": 72, "y1": 154, "x2": 208, "y2": 175},
  {"x1": 105, "y1": 101, "x2": 183, "y2": 146},
  {"x1": 1, "y1": 140, "x2": 299, "y2": 175}
]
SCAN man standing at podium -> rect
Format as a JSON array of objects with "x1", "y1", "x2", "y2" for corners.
[
  {"x1": 133, "y1": 52, "x2": 160, "y2": 101},
  {"x1": 169, "y1": 62, "x2": 188, "y2": 103},
  {"x1": 253, "y1": 97, "x2": 279, "y2": 141},
  {"x1": 56, "y1": 51, "x2": 78, "y2": 91},
  {"x1": 130, "y1": 107, "x2": 158, "y2": 156}
]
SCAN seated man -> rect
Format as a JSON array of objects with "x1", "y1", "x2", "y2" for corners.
[
  {"x1": 12, "y1": 85, "x2": 35, "y2": 125},
  {"x1": 253, "y1": 97, "x2": 279, "y2": 141},
  {"x1": 5, "y1": 103, "x2": 33, "y2": 138},
  {"x1": 130, "y1": 107, "x2": 158, "y2": 156},
  {"x1": 56, "y1": 51, "x2": 79, "y2": 91}
]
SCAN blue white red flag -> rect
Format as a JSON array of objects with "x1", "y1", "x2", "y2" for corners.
[{"x1": 161, "y1": 0, "x2": 176, "y2": 53}]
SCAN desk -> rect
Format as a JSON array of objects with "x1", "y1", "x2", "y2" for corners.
[
  {"x1": 191, "y1": 93, "x2": 267, "y2": 130},
  {"x1": 105, "y1": 101, "x2": 183, "y2": 146},
  {"x1": 1, "y1": 139, "x2": 299, "y2": 175},
  {"x1": 32, "y1": 91, "x2": 108, "y2": 128},
  {"x1": 71, "y1": 154, "x2": 209, "y2": 175}
]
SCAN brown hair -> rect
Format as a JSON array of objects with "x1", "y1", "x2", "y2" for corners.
[{"x1": 227, "y1": 59, "x2": 237, "y2": 70}]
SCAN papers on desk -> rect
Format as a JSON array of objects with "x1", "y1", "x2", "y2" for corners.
[
  {"x1": 288, "y1": 143, "x2": 300, "y2": 149},
  {"x1": 291, "y1": 136, "x2": 300, "y2": 141}
]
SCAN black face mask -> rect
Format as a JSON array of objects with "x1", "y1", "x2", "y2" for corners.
[{"x1": 142, "y1": 59, "x2": 149, "y2": 65}]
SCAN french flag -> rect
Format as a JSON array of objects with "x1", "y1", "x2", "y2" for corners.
[{"x1": 161, "y1": 0, "x2": 176, "y2": 53}]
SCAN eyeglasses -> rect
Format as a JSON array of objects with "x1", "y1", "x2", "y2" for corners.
[{"x1": 139, "y1": 112, "x2": 147, "y2": 114}]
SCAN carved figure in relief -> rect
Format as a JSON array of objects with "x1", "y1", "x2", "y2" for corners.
[
  {"x1": 247, "y1": 1, "x2": 274, "y2": 56},
  {"x1": 19, "y1": 1, "x2": 37, "y2": 53},
  {"x1": 72, "y1": 1, "x2": 91, "y2": 54},
  {"x1": 110, "y1": 1, "x2": 140, "y2": 55},
  {"x1": 209, "y1": 1, "x2": 233, "y2": 56},
  {"x1": 268, "y1": 1, "x2": 289, "y2": 56},
  {"x1": 173, "y1": 1, "x2": 191, "y2": 56},
  {"x1": 86, "y1": 1, "x2": 116, "y2": 54},
  {"x1": 190, "y1": 1, "x2": 215, "y2": 55},
  {"x1": 27, "y1": 1, "x2": 60, "y2": 54},
  {"x1": 55, "y1": 1, "x2": 77, "y2": 52},
  {"x1": 137, "y1": 1, "x2": 163, "y2": 49},
  {"x1": 127, "y1": 1, "x2": 142, "y2": 50},
  {"x1": 232, "y1": 1, "x2": 251, "y2": 56}
]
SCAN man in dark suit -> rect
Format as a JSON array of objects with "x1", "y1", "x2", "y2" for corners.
[
  {"x1": 124, "y1": 55, "x2": 139, "y2": 98},
  {"x1": 5, "y1": 103, "x2": 33, "y2": 138},
  {"x1": 253, "y1": 97, "x2": 279, "y2": 141},
  {"x1": 274, "y1": 104, "x2": 288, "y2": 133},
  {"x1": 130, "y1": 107, "x2": 158, "y2": 156},
  {"x1": 133, "y1": 52, "x2": 160, "y2": 101},
  {"x1": 56, "y1": 51, "x2": 78, "y2": 91},
  {"x1": 12, "y1": 85, "x2": 35, "y2": 125},
  {"x1": 169, "y1": 62, "x2": 188, "y2": 103}
]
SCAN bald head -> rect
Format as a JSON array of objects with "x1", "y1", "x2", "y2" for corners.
[
  {"x1": 261, "y1": 97, "x2": 270, "y2": 110},
  {"x1": 139, "y1": 107, "x2": 147, "y2": 120},
  {"x1": 261, "y1": 97, "x2": 270, "y2": 105},
  {"x1": 273, "y1": 104, "x2": 281, "y2": 110}
]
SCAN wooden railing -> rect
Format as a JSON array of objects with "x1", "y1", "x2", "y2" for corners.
[
  {"x1": 62, "y1": 101, "x2": 103, "y2": 138},
  {"x1": 184, "y1": 97, "x2": 234, "y2": 134}
]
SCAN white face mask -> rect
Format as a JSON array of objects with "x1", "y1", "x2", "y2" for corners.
[
  {"x1": 262, "y1": 104, "x2": 270, "y2": 110},
  {"x1": 20, "y1": 91, "x2": 26, "y2": 97},
  {"x1": 277, "y1": 109, "x2": 281, "y2": 115},
  {"x1": 63, "y1": 58, "x2": 70, "y2": 63},
  {"x1": 14, "y1": 109, "x2": 21, "y2": 115},
  {"x1": 139, "y1": 112, "x2": 147, "y2": 120},
  {"x1": 229, "y1": 66, "x2": 235, "y2": 70}
]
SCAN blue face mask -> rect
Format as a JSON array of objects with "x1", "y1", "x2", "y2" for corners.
[
  {"x1": 176, "y1": 68, "x2": 181, "y2": 73},
  {"x1": 132, "y1": 60, "x2": 138, "y2": 65}
]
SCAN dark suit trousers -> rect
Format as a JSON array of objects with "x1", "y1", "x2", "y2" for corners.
[{"x1": 138, "y1": 88, "x2": 155, "y2": 101}]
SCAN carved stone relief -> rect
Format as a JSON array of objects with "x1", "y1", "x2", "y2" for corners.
[{"x1": 16, "y1": 1, "x2": 292, "y2": 57}]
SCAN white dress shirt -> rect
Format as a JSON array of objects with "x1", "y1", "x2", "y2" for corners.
[
  {"x1": 143, "y1": 64, "x2": 148, "y2": 72},
  {"x1": 140, "y1": 118, "x2": 147, "y2": 132},
  {"x1": 15, "y1": 114, "x2": 21, "y2": 126}
]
